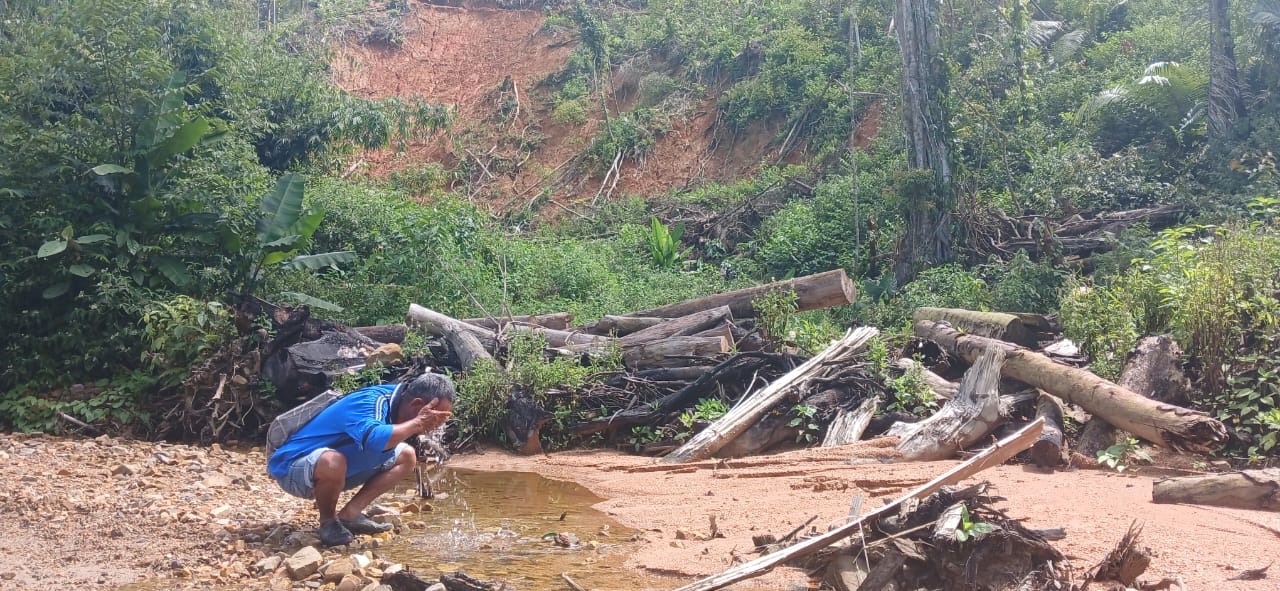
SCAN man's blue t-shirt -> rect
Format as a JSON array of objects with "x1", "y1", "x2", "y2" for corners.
[{"x1": 267, "y1": 384, "x2": 402, "y2": 480}]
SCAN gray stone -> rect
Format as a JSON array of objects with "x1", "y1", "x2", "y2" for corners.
[
  {"x1": 285, "y1": 546, "x2": 322, "y2": 580},
  {"x1": 335, "y1": 574, "x2": 364, "y2": 591},
  {"x1": 255, "y1": 555, "x2": 283, "y2": 573}
]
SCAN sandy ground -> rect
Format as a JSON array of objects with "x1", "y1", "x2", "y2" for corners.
[
  {"x1": 2, "y1": 431, "x2": 1277, "y2": 590},
  {"x1": 452, "y1": 445, "x2": 1280, "y2": 590}
]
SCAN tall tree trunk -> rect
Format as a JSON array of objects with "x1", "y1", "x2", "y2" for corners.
[
  {"x1": 893, "y1": 0, "x2": 953, "y2": 284},
  {"x1": 1208, "y1": 0, "x2": 1246, "y2": 140}
]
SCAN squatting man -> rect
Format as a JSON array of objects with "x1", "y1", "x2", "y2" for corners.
[{"x1": 267, "y1": 373, "x2": 454, "y2": 546}]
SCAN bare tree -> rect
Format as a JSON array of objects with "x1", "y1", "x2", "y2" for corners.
[
  {"x1": 1208, "y1": 0, "x2": 1246, "y2": 140},
  {"x1": 893, "y1": 0, "x2": 953, "y2": 283}
]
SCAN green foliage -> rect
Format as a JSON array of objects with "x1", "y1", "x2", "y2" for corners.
[
  {"x1": 857, "y1": 265, "x2": 991, "y2": 330},
  {"x1": 587, "y1": 109, "x2": 666, "y2": 170},
  {"x1": 987, "y1": 252, "x2": 1068, "y2": 314},
  {"x1": 954, "y1": 506, "x2": 997, "y2": 543},
  {"x1": 753, "y1": 288, "x2": 799, "y2": 348},
  {"x1": 678, "y1": 398, "x2": 731, "y2": 429},
  {"x1": 787, "y1": 403, "x2": 821, "y2": 443},
  {"x1": 1078, "y1": 61, "x2": 1209, "y2": 155},
  {"x1": 141, "y1": 296, "x2": 235, "y2": 388},
  {"x1": 332, "y1": 365, "x2": 392, "y2": 395},
  {"x1": 866, "y1": 337, "x2": 937, "y2": 414},
  {"x1": 1096, "y1": 437, "x2": 1152, "y2": 472},
  {"x1": 645, "y1": 217, "x2": 690, "y2": 270}
]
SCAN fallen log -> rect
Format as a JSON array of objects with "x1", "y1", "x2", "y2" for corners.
[
  {"x1": 1078, "y1": 335, "x2": 1192, "y2": 458},
  {"x1": 886, "y1": 348, "x2": 1004, "y2": 461},
  {"x1": 580, "y1": 315, "x2": 665, "y2": 336},
  {"x1": 669, "y1": 419, "x2": 1046, "y2": 591},
  {"x1": 692, "y1": 321, "x2": 737, "y2": 347},
  {"x1": 822, "y1": 397, "x2": 878, "y2": 447},
  {"x1": 1000, "y1": 235, "x2": 1115, "y2": 258},
  {"x1": 629, "y1": 269, "x2": 857, "y2": 319},
  {"x1": 443, "y1": 325, "x2": 491, "y2": 372},
  {"x1": 462, "y1": 313, "x2": 573, "y2": 331},
  {"x1": 1030, "y1": 392, "x2": 1066, "y2": 469},
  {"x1": 620, "y1": 306, "x2": 733, "y2": 347},
  {"x1": 1151, "y1": 469, "x2": 1280, "y2": 510},
  {"x1": 621, "y1": 336, "x2": 729, "y2": 369},
  {"x1": 506, "y1": 322, "x2": 611, "y2": 349},
  {"x1": 915, "y1": 320, "x2": 1227, "y2": 452},
  {"x1": 912, "y1": 308, "x2": 1046, "y2": 348},
  {"x1": 355, "y1": 324, "x2": 408, "y2": 344},
  {"x1": 661, "y1": 327, "x2": 879, "y2": 464},
  {"x1": 407, "y1": 304, "x2": 498, "y2": 350},
  {"x1": 1056, "y1": 205, "x2": 1183, "y2": 238}
]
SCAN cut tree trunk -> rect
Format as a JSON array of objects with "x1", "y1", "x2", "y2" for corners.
[
  {"x1": 443, "y1": 325, "x2": 491, "y2": 371},
  {"x1": 669, "y1": 419, "x2": 1045, "y2": 591},
  {"x1": 462, "y1": 313, "x2": 573, "y2": 331},
  {"x1": 1078, "y1": 335, "x2": 1192, "y2": 459},
  {"x1": 621, "y1": 336, "x2": 729, "y2": 369},
  {"x1": 893, "y1": 358, "x2": 958, "y2": 400},
  {"x1": 885, "y1": 347, "x2": 1004, "y2": 461},
  {"x1": 912, "y1": 307, "x2": 1047, "y2": 348},
  {"x1": 1152, "y1": 469, "x2": 1280, "y2": 510},
  {"x1": 693, "y1": 321, "x2": 737, "y2": 346},
  {"x1": 661, "y1": 327, "x2": 879, "y2": 464},
  {"x1": 407, "y1": 304, "x2": 498, "y2": 351},
  {"x1": 822, "y1": 397, "x2": 879, "y2": 447},
  {"x1": 505, "y1": 322, "x2": 611, "y2": 350},
  {"x1": 354, "y1": 324, "x2": 407, "y2": 344},
  {"x1": 580, "y1": 315, "x2": 665, "y2": 336},
  {"x1": 628, "y1": 269, "x2": 857, "y2": 319},
  {"x1": 1030, "y1": 392, "x2": 1066, "y2": 470},
  {"x1": 620, "y1": 306, "x2": 733, "y2": 347},
  {"x1": 915, "y1": 320, "x2": 1227, "y2": 452}
]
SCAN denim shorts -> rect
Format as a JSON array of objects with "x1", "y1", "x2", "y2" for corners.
[{"x1": 275, "y1": 442, "x2": 411, "y2": 500}]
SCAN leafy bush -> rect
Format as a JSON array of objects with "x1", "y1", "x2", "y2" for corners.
[{"x1": 986, "y1": 252, "x2": 1067, "y2": 314}]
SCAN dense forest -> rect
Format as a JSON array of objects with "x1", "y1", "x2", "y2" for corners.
[{"x1": 1, "y1": 0, "x2": 1278, "y2": 461}]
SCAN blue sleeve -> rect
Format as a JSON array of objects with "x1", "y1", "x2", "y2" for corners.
[{"x1": 340, "y1": 388, "x2": 395, "y2": 452}]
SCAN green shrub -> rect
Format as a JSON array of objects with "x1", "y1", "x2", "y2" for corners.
[
  {"x1": 552, "y1": 98, "x2": 590, "y2": 126},
  {"x1": 986, "y1": 253, "x2": 1067, "y2": 314}
]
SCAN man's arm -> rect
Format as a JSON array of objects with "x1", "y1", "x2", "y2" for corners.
[{"x1": 383, "y1": 398, "x2": 451, "y2": 451}]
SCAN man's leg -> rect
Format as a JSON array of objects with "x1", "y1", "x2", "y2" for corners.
[
  {"x1": 337, "y1": 444, "x2": 416, "y2": 521},
  {"x1": 311, "y1": 450, "x2": 348, "y2": 523}
]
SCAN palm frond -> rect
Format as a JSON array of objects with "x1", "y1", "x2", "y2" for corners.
[
  {"x1": 1051, "y1": 29, "x2": 1088, "y2": 64},
  {"x1": 1026, "y1": 20, "x2": 1065, "y2": 48},
  {"x1": 1077, "y1": 86, "x2": 1130, "y2": 123},
  {"x1": 1142, "y1": 61, "x2": 1181, "y2": 77},
  {"x1": 1251, "y1": 0, "x2": 1280, "y2": 29}
]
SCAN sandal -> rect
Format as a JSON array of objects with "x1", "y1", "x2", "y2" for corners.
[
  {"x1": 318, "y1": 520, "x2": 354, "y2": 546},
  {"x1": 341, "y1": 513, "x2": 393, "y2": 535}
]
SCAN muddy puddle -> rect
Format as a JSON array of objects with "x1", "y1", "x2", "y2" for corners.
[{"x1": 380, "y1": 468, "x2": 666, "y2": 590}]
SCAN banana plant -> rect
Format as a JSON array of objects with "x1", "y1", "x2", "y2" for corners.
[
  {"x1": 237, "y1": 173, "x2": 355, "y2": 312},
  {"x1": 645, "y1": 217, "x2": 690, "y2": 270}
]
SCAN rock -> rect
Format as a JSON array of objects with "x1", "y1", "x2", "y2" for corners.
[
  {"x1": 322, "y1": 558, "x2": 354, "y2": 583},
  {"x1": 335, "y1": 574, "x2": 363, "y2": 591},
  {"x1": 425, "y1": 584, "x2": 447, "y2": 591},
  {"x1": 255, "y1": 555, "x2": 283, "y2": 573},
  {"x1": 285, "y1": 546, "x2": 322, "y2": 580},
  {"x1": 382, "y1": 563, "x2": 403, "y2": 575},
  {"x1": 0, "y1": 572, "x2": 15, "y2": 580},
  {"x1": 366, "y1": 343, "x2": 404, "y2": 367},
  {"x1": 111, "y1": 463, "x2": 137, "y2": 476},
  {"x1": 350, "y1": 554, "x2": 372, "y2": 570},
  {"x1": 366, "y1": 505, "x2": 398, "y2": 517},
  {"x1": 370, "y1": 514, "x2": 402, "y2": 530},
  {"x1": 283, "y1": 531, "x2": 321, "y2": 551},
  {"x1": 674, "y1": 528, "x2": 698, "y2": 541},
  {"x1": 209, "y1": 505, "x2": 233, "y2": 518},
  {"x1": 202, "y1": 472, "x2": 234, "y2": 488}
]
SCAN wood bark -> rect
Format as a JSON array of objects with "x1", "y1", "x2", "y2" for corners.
[
  {"x1": 621, "y1": 336, "x2": 729, "y2": 369},
  {"x1": 462, "y1": 313, "x2": 573, "y2": 331},
  {"x1": 581, "y1": 315, "x2": 665, "y2": 336},
  {"x1": 822, "y1": 397, "x2": 879, "y2": 447},
  {"x1": 915, "y1": 320, "x2": 1227, "y2": 452},
  {"x1": 354, "y1": 324, "x2": 407, "y2": 344},
  {"x1": 443, "y1": 325, "x2": 491, "y2": 371},
  {"x1": 620, "y1": 306, "x2": 732, "y2": 347},
  {"x1": 912, "y1": 307, "x2": 1045, "y2": 347},
  {"x1": 628, "y1": 269, "x2": 857, "y2": 319},
  {"x1": 893, "y1": 358, "x2": 957, "y2": 400},
  {"x1": 505, "y1": 323, "x2": 611, "y2": 350},
  {"x1": 1078, "y1": 335, "x2": 1192, "y2": 458},
  {"x1": 670, "y1": 419, "x2": 1045, "y2": 591},
  {"x1": 693, "y1": 321, "x2": 737, "y2": 347},
  {"x1": 661, "y1": 327, "x2": 879, "y2": 464},
  {"x1": 1030, "y1": 392, "x2": 1066, "y2": 469},
  {"x1": 886, "y1": 347, "x2": 1004, "y2": 461},
  {"x1": 1152, "y1": 469, "x2": 1280, "y2": 510},
  {"x1": 1055, "y1": 205, "x2": 1183, "y2": 238}
]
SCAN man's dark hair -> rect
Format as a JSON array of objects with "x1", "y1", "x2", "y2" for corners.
[{"x1": 392, "y1": 372, "x2": 456, "y2": 418}]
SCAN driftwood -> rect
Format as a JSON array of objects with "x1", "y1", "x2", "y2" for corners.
[
  {"x1": 894, "y1": 358, "x2": 957, "y2": 400},
  {"x1": 621, "y1": 336, "x2": 729, "y2": 369},
  {"x1": 463, "y1": 312, "x2": 573, "y2": 331},
  {"x1": 886, "y1": 348, "x2": 1004, "y2": 461},
  {"x1": 669, "y1": 419, "x2": 1045, "y2": 591},
  {"x1": 912, "y1": 307, "x2": 1050, "y2": 348},
  {"x1": 619, "y1": 306, "x2": 733, "y2": 347},
  {"x1": 1151, "y1": 469, "x2": 1280, "y2": 510},
  {"x1": 355, "y1": 324, "x2": 408, "y2": 344},
  {"x1": 822, "y1": 397, "x2": 879, "y2": 447},
  {"x1": 1030, "y1": 392, "x2": 1066, "y2": 469},
  {"x1": 629, "y1": 269, "x2": 857, "y2": 319},
  {"x1": 661, "y1": 327, "x2": 879, "y2": 464},
  {"x1": 581, "y1": 315, "x2": 665, "y2": 336},
  {"x1": 915, "y1": 320, "x2": 1227, "y2": 452},
  {"x1": 1079, "y1": 335, "x2": 1192, "y2": 458}
]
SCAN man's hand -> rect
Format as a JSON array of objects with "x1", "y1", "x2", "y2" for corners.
[{"x1": 413, "y1": 398, "x2": 452, "y2": 434}]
